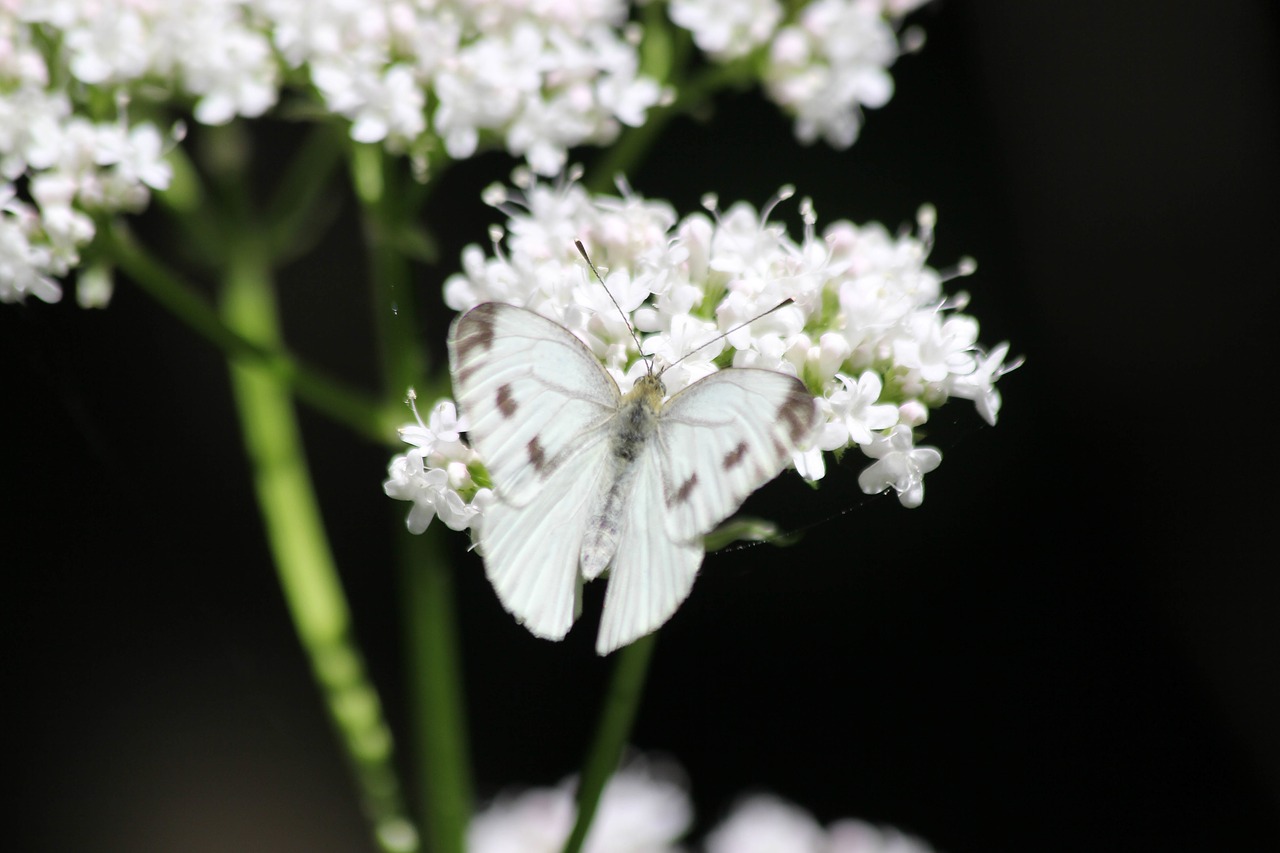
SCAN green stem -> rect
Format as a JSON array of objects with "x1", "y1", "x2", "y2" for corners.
[
  {"x1": 350, "y1": 141, "x2": 472, "y2": 853},
  {"x1": 400, "y1": 528, "x2": 473, "y2": 853},
  {"x1": 561, "y1": 634, "x2": 658, "y2": 853},
  {"x1": 103, "y1": 219, "x2": 391, "y2": 444},
  {"x1": 219, "y1": 228, "x2": 418, "y2": 853}
]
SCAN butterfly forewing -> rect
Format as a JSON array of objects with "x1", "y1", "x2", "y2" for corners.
[
  {"x1": 448, "y1": 302, "x2": 620, "y2": 505},
  {"x1": 655, "y1": 370, "x2": 820, "y2": 545}
]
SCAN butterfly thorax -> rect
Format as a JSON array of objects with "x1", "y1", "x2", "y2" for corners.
[{"x1": 579, "y1": 372, "x2": 666, "y2": 578}]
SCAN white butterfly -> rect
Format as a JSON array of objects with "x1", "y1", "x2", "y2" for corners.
[{"x1": 448, "y1": 302, "x2": 820, "y2": 654}]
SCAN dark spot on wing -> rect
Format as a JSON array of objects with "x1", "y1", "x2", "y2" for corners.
[
  {"x1": 777, "y1": 385, "x2": 815, "y2": 444},
  {"x1": 671, "y1": 474, "x2": 698, "y2": 506},
  {"x1": 723, "y1": 441, "x2": 749, "y2": 471},
  {"x1": 496, "y1": 383, "x2": 517, "y2": 418},
  {"x1": 454, "y1": 303, "x2": 499, "y2": 362},
  {"x1": 528, "y1": 436, "x2": 547, "y2": 472}
]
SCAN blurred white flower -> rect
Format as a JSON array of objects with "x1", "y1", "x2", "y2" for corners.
[
  {"x1": 669, "y1": 0, "x2": 783, "y2": 59},
  {"x1": 764, "y1": 0, "x2": 911, "y2": 149},
  {"x1": 706, "y1": 794, "x2": 937, "y2": 853},
  {"x1": 705, "y1": 795, "x2": 826, "y2": 853},
  {"x1": 827, "y1": 818, "x2": 936, "y2": 853},
  {"x1": 469, "y1": 760, "x2": 691, "y2": 853}
]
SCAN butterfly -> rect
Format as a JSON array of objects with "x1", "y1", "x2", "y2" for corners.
[{"x1": 448, "y1": 301, "x2": 820, "y2": 654}]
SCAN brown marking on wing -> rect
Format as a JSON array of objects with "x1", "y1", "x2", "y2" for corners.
[
  {"x1": 670, "y1": 473, "x2": 699, "y2": 506},
  {"x1": 528, "y1": 435, "x2": 547, "y2": 472},
  {"x1": 777, "y1": 385, "x2": 816, "y2": 445},
  {"x1": 453, "y1": 303, "x2": 499, "y2": 363},
  {"x1": 723, "y1": 441, "x2": 749, "y2": 471},
  {"x1": 496, "y1": 383, "x2": 517, "y2": 418}
]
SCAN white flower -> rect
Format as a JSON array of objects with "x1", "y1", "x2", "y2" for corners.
[
  {"x1": 706, "y1": 793, "x2": 937, "y2": 853},
  {"x1": 705, "y1": 795, "x2": 826, "y2": 853},
  {"x1": 384, "y1": 392, "x2": 490, "y2": 534},
  {"x1": 826, "y1": 371, "x2": 900, "y2": 445},
  {"x1": 468, "y1": 761, "x2": 690, "y2": 853},
  {"x1": 827, "y1": 818, "x2": 936, "y2": 853},
  {"x1": 669, "y1": 0, "x2": 783, "y2": 60},
  {"x1": 857, "y1": 424, "x2": 941, "y2": 508},
  {"x1": 947, "y1": 341, "x2": 1019, "y2": 426},
  {"x1": 398, "y1": 396, "x2": 469, "y2": 460},
  {"x1": 383, "y1": 455, "x2": 484, "y2": 534},
  {"x1": 0, "y1": 188, "x2": 61, "y2": 303},
  {"x1": 892, "y1": 312, "x2": 978, "y2": 384},
  {"x1": 764, "y1": 0, "x2": 905, "y2": 148}
]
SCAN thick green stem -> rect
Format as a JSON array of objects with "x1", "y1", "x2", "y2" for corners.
[
  {"x1": 350, "y1": 141, "x2": 472, "y2": 853},
  {"x1": 561, "y1": 634, "x2": 658, "y2": 853},
  {"x1": 219, "y1": 230, "x2": 418, "y2": 853},
  {"x1": 400, "y1": 528, "x2": 473, "y2": 853}
]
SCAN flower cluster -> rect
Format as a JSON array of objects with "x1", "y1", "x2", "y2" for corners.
[
  {"x1": 262, "y1": 0, "x2": 665, "y2": 173},
  {"x1": 0, "y1": 16, "x2": 174, "y2": 304},
  {"x1": 385, "y1": 173, "x2": 1016, "y2": 533},
  {"x1": 669, "y1": 0, "x2": 931, "y2": 149},
  {"x1": 2, "y1": 1, "x2": 663, "y2": 302},
  {"x1": 469, "y1": 758, "x2": 935, "y2": 852},
  {"x1": 383, "y1": 391, "x2": 492, "y2": 535}
]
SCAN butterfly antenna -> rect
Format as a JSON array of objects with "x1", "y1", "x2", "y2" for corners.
[
  {"x1": 663, "y1": 298, "x2": 798, "y2": 372},
  {"x1": 575, "y1": 240, "x2": 648, "y2": 368}
]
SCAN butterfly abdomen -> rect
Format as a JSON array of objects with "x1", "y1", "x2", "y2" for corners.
[{"x1": 579, "y1": 374, "x2": 665, "y2": 579}]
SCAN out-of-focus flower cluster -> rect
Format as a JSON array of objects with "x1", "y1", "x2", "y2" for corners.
[
  {"x1": 385, "y1": 173, "x2": 1017, "y2": 533},
  {"x1": 670, "y1": 0, "x2": 931, "y2": 148},
  {"x1": 468, "y1": 758, "x2": 936, "y2": 852},
  {"x1": 1, "y1": 16, "x2": 174, "y2": 304},
  {"x1": 3, "y1": 1, "x2": 935, "y2": 305},
  {"x1": 1, "y1": 0, "x2": 665, "y2": 303}
]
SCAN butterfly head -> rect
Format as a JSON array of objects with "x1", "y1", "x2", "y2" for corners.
[{"x1": 629, "y1": 370, "x2": 666, "y2": 406}]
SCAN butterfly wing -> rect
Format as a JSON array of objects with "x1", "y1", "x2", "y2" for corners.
[
  {"x1": 595, "y1": 368, "x2": 819, "y2": 654},
  {"x1": 655, "y1": 369, "x2": 820, "y2": 545},
  {"x1": 595, "y1": 449, "x2": 703, "y2": 655},
  {"x1": 448, "y1": 302, "x2": 621, "y2": 639}
]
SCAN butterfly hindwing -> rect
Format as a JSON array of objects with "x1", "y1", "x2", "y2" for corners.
[
  {"x1": 595, "y1": 446, "x2": 703, "y2": 655},
  {"x1": 479, "y1": 442, "x2": 608, "y2": 639},
  {"x1": 655, "y1": 369, "x2": 820, "y2": 545}
]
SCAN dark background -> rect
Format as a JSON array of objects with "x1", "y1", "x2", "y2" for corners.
[{"x1": 5, "y1": 2, "x2": 1278, "y2": 850}]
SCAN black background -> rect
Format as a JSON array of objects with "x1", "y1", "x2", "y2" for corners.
[{"x1": 5, "y1": 2, "x2": 1279, "y2": 851}]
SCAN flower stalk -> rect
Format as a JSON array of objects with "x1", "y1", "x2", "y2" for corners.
[{"x1": 218, "y1": 226, "x2": 417, "y2": 852}]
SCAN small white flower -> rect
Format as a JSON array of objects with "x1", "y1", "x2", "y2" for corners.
[
  {"x1": 383, "y1": 455, "x2": 483, "y2": 534},
  {"x1": 385, "y1": 393, "x2": 489, "y2": 534},
  {"x1": 764, "y1": 0, "x2": 905, "y2": 148},
  {"x1": 892, "y1": 312, "x2": 979, "y2": 383},
  {"x1": 948, "y1": 341, "x2": 1019, "y2": 426},
  {"x1": 705, "y1": 795, "x2": 826, "y2": 853},
  {"x1": 827, "y1": 818, "x2": 937, "y2": 853},
  {"x1": 398, "y1": 395, "x2": 469, "y2": 460},
  {"x1": 826, "y1": 370, "x2": 900, "y2": 446},
  {"x1": 468, "y1": 761, "x2": 690, "y2": 853},
  {"x1": 857, "y1": 424, "x2": 941, "y2": 508},
  {"x1": 669, "y1": 0, "x2": 783, "y2": 59}
]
